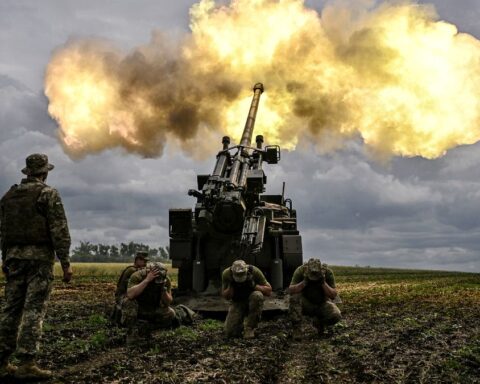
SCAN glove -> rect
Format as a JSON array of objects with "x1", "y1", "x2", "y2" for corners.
[
  {"x1": 1, "y1": 263, "x2": 8, "y2": 276},
  {"x1": 302, "y1": 277, "x2": 309, "y2": 287}
]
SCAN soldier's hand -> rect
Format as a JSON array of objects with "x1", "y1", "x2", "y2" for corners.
[
  {"x1": 62, "y1": 265, "x2": 73, "y2": 283},
  {"x1": 302, "y1": 278, "x2": 309, "y2": 287},
  {"x1": 145, "y1": 268, "x2": 161, "y2": 283}
]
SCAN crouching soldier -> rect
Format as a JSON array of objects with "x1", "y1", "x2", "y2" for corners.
[
  {"x1": 222, "y1": 260, "x2": 272, "y2": 339},
  {"x1": 288, "y1": 258, "x2": 341, "y2": 338},
  {"x1": 121, "y1": 262, "x2": 195, "y2": 345},
  {"x1": 111, "y1": 250, "x2": 149, "y2": 324}
]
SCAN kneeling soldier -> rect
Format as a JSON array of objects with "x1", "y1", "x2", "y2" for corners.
[
  {"x1": 289, "y1": 258, "x2": 341, "y2": 337},
  {"x1": 121, "y1": 262, "x2": 195, "y2": 345},
  {"x1": 111, "y1": 250, "x2": 149, "y2": 324},
  {"x1": 222, "y1": 260, "x2": 272, "y2": 339}
]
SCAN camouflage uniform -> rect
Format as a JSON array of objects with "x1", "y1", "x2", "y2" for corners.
[
  {"x1": 115, "y1": 265, "x2": 137, "y2": 304},
  {"x1": 222, "y1": 263, "x2": 270, "y2": 338},
  {"x1": 121, "y1": 266, "x2": 194, "y2": 340},
  {"x1": 112, "y1": 252, "x2": 149, "y2": 324},
  {"x1": 0, "y1": 154, "x2": 71, "y2": 376},
  {"x1": 289, "y1": 262, "x2": 342, "y2": 329},
  {"x1": 111, "y1": 265, "x2": 137, "y2": 325}
]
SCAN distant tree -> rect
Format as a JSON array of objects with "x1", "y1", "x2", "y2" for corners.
[
  {"x1": 159, "y1": 246, "x2": 169, "y2": 260},
  {"x1": 110, "y1": 245, "x2": 120, "y2": 259},
  {"x1": 120, "y1": 243, "x2": 128, "y2": 258},
  {"x1": 99, "y1": 244, "x2": 110, "y2": 258},
  {"x1": 70, "y1": 242, "x2": 170, "y2": 262}
]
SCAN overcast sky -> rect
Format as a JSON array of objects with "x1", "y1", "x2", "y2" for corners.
[{"x1": 1, "y1": 0, "x2": 480, "y2": 272}]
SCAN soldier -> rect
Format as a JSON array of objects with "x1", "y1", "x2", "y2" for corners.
[
  {"x1": 121, "y1": 262, "x2": 195, "y2": 345},
  {"x1": 288, "y1": 258, "x2": 341, "y2": 338},
  {"x1": 222, "y1": 259, "x2": 272, "y2": 339},
  {"x1": 0, "y1": 154, "x2": 72, "y2": 380},
  {"x1": 112, "y1": 250, "x2": 149, "y2": 315}
]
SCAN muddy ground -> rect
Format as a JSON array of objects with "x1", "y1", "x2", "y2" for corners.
[{"x1": 0, "y1": 267, "x2": 479, "y2": 383}]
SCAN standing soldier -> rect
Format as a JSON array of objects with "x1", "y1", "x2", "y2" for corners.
[
  {"x1": 122, "y1": 262, "x2": 195, "y2": 346},
  {"x1": 112, "y1": 250, "x2": 149, "y2": 324},
  {"x1": 222, "y1": 260, "x2": 272, "y2": 339},
  {"x1": 288, "y1": 258, "x2": 341, "y2": 338},
  {"x1": 0, "y1": 154, "x2": 72, "y2": 380}
]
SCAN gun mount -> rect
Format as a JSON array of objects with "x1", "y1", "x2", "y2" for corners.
[{"x1": 169, "y1": 83, "x2": 303, "y2": 311}]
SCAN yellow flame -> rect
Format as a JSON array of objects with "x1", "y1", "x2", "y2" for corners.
[{"x1": 45, "y1": 0, "x2": 480, "y2": 159}]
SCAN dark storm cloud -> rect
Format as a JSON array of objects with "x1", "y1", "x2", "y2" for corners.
[
  {"x1": 1, "y1": 1, "x2": 480, "y2": 271},
  {"x1": 0, "y1": 75, "x2": 56, "y2": 141},
  {"x1": 0, "y1": 0, "x2": 197, "y2": 90},
  {"x1": 266, "y1": 139, "x2": 480, "y2": 271}
]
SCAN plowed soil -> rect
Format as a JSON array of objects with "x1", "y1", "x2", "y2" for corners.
[{"x1": 0, "y1": 267, "x2": 479, "y2": 383}]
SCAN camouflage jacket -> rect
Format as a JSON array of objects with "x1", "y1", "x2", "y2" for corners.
[
  {"x1": 128, "y1": 270, "x2": 172, "y2": 311},
  {"x1": 222, "y1": 265, "x2": 270, "y2": 302},
  {"x1": 115, "y1": 265, "x2": 137, "y2": 302},
  {"x1": 0, "y1": 177, "x2": 71, "y2": 268},
  {"x1": 290, "y1": 264, "x2": 336, "y2": 304}
]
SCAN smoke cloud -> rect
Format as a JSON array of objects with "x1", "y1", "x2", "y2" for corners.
[{"x1": 45, "y1": 0, "x2": 480, "y2": 159}]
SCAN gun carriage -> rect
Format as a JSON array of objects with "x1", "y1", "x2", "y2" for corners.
[{"x1": 169, "y1": 83, "x2": 303, "y2": 311}]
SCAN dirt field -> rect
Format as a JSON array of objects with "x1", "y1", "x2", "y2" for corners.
[{"x1": 0, "y1": 265, "x2": 479, "y2": 383}]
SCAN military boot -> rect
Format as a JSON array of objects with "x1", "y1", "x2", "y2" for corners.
[
  {"x1": 312, "y1": 319, "x2": 325, "y2": 337},
  {"x1": 14, "y1": 361, "x2": 52, "y2": 381},
  {"x1": 243, "y1": 327, "x2": 255, "y2": 339}
]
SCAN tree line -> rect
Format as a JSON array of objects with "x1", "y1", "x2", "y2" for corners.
[{"x1": 71, "y1": 241, "x2": 170, "y2": 263}]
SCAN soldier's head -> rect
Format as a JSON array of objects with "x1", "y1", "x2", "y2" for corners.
[
  {"x1": 134, "y1": 251, "x2": 149, "y2": 268},
  {"x1": 22, "y1": 154, "x2": 54, "y2": 181},
  {"x1": 146, "y1": 262, "x2": 167, "y2": 284},
  {"x1": 230, "y1": 260, "x2": 248, "y2": 283},
  {"x1": 305, "y1": 258, "x2": 322, "y2": 281}
]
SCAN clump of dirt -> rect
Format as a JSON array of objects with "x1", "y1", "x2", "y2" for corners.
[{"x1": 0, "y1": 270, "x2": 478, "y2": 383}]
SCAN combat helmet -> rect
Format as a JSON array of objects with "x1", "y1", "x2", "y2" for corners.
[
  {"x1": 305, "y1": 258, "x2": 323, "y2": 281},
  {"x1": 231, "y1": 260, "x2": 248, "y2": 283}
]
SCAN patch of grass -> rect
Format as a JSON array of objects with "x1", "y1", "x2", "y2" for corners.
[
  {"x1": 163, "y1": 325, "x2": 199, "y2": 341},
  {"x1": 87, "y1": 314, "x2": 108, "y2": 326},
  {"x1": 89, "y1": 330, "x2": 109, "y2": 348},
  {"x1": 198, "y1": 319, "x2": 223, "y2": 332}
]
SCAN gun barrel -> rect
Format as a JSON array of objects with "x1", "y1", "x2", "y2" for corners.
[{"x1": 239, "y1": 83, "x2": 264, "y2": 147}]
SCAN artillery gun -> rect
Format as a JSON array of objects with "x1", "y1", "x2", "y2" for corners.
[{"x1": 169, "y1": 83, "x2": 303, "y2": 311}]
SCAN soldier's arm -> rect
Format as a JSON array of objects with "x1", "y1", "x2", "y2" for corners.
[
  {"x1": 254, "y1": 283, "x2": 272, "y2": 296},
  {"x1": 161, "y1": 279, "x2": 173, "y2": 305},
  {"x1": 288, "y1": 280, "x2": 306, "y2": 294},
  {"x1": 252, "y1": 268, "x2": 272, "y2": 296},
  {"x1": 288, "y1": 267, "x2": 306, "y2": 294},
  {"x1": 126, "y1": 269, "x2": 160, "y2": 299},
  {"x1": 221, "y1": 269, "x2": 234, "y2": 300},
  {"x1": 322, "y1": 270, "x2": 337, "y2": 300},
  {"x1": 222, "y1": 285, "x2": 234, "y2": 300},
  {"x1": 43, "y1": 189, "x2": 71, "y2": 269}
]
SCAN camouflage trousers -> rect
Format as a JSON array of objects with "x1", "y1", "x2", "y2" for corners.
[
  {"x1": 0, "y1": 259, "x2": 53, "y2": 362},
  {"x1": 289, "y1": 294, "x2": 342, "y2": 327},
  {"x1": 225, "y1": 291, "x2": 264, "y2": 338},
  {"x1": 120, "y1": 299, "x2": 193, "y2": 333}
]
